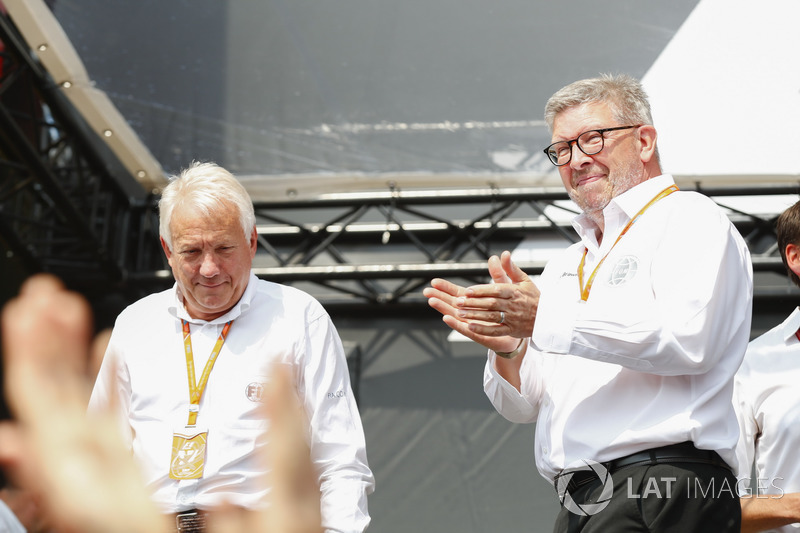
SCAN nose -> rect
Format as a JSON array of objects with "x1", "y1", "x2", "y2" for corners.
[
  {"x1": 199, "y1": 252, "x2": 221, "y2": 278},
  {"x1": 568, "y1": 141, "x2": 592, "y2": 170}
]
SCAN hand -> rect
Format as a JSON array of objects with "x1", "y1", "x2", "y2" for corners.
[
  {"x1": 0, "y1": 275, "x2": 323, "y2": 533},
  {"x1": 423, "y1": 251, "x2": 540, "y2": 353},
  {"x1": 0, "y1": 275, "x2": 171, "y2": 533}
]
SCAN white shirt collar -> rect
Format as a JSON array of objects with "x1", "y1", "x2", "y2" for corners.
[
  {"x1": 779, "y1": 306, "x2": 800, "y2": 343},
  {"x1": 571, "y1": 174, "x2": 676, "y2": 248}
]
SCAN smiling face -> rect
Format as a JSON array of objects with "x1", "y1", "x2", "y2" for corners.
[
  {"x1": 161, "y1": 202, "x2": 257, "y2": 321},
  {"x1": 552, "y1": 101, "x2": 651, "y2": 220}
]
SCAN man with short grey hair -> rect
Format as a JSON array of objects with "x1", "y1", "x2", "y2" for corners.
[
  {"x1": 90, "y1": 161, "x2": 374, "y2": 533},
  {"x1": 425, "y1": 74, "x2": 751, "y2": 532}
]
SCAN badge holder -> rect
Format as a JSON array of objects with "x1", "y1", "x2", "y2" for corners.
[{"x1": 170, "y1": 405, "x2": 208, "y2": 480}]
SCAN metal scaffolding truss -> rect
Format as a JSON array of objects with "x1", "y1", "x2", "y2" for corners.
[
  {"x1": 0, "y1": 11, "x2": 163, "y2": 300},
  {"x1": 0, "y1": 8, "x2": 795, "y2": 311},
  {"x1": 240, "y1": 184, "x2": 794, "y2": 307}
]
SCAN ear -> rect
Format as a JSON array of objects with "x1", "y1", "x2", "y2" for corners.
[
  {"x1": 160, "y1": 236, "x2": 173, "y2": 261},
  {"x1": 785, "y1": 243, "x2": 800, "y2": 278},
  {"x1": 248, "y1": 227, "x2": 258, "y2": 259},
  {"x1": 637, "y1": 124, "x2": 658, "y2": 164}
]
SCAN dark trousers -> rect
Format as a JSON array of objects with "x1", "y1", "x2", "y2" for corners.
[{"x1": 553, "y1": 461, "x2": 741, "y2": 533}]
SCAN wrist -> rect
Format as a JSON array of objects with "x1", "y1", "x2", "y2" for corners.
[{"x1": 495, "y1": 338, "x2": 527, "y2": 359}]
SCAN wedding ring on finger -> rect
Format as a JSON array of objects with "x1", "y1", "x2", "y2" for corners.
[{"x1": 498, "y1": 311, "x2": 505, "y2": 324}]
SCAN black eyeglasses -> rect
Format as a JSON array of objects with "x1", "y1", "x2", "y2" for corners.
[{"x1": 543, "y1": 125, "x2": 642, "y2": 167}]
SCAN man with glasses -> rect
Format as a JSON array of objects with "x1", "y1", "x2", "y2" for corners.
[{"x1": 424, "y1": 74, "x2": 752, "y2": 532}]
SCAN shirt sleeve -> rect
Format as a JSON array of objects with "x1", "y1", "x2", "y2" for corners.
[
  {"x1": 87, "y1": 326, "x2": 134, "y2": 449},
  {"x1": 482, "y1": 341, "x2": 544, "y2": 424},
  {"x1": 732, "y1": 363, "x2": 758, "y2": 484},
  {"x1": 0, "y1": 500, "x2": 25, "y2": 533},
  {"x1": 533, "y1": 196, "x2": 753, "y2": 376},
  {"x1": 296, "y1": 311, "x2": 374, "y2": 533}
]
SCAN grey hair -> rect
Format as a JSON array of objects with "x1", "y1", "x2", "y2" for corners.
[
  {"x1": 544, "y1": 73, "x2": 655, "y2": 132},
  {"x1": 158, "y1": 161, "x2": 256, "y2": 250}
]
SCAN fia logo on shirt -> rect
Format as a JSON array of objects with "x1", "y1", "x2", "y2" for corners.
[
  {"x1": 607, "y1": 256, "x2": 639, "y2": 287},
  {"x1": 245, "y1": 381, "x2": 265, "y2": 403}
]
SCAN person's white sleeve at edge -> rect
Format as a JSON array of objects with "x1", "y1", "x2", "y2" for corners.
[{"x1": 297, "y1": 310, "x2": 374, "y2": 533}]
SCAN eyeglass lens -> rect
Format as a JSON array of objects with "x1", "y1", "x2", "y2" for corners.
[{"x1": 547, "y1": 130, "x2": 604, "y2": 166}]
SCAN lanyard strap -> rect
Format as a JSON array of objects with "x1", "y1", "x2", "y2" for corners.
[
  {"x1": 578, "y1": 185, "x2": 679, "y2": 301},
  {"x1": 181, "y1": 319, "x2": 233, "y2": 426}
]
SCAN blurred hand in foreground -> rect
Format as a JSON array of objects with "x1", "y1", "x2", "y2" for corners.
[{"x1": 0, "y1": 275, "x2": 322, "y2": 533}]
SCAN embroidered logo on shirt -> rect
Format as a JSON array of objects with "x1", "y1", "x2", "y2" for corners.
[
  {"x1": 607, "y1": 256, "x2": 639, "y2": 287},
  {"x1": 245, "y1": 381, "x2": 265, "y2": 403}
]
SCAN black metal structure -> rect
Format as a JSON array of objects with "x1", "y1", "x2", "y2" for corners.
[
  {"x1": 0, "y1": 9, "x2": 795, "y2": 316},
  {"x1": 0, "y1": 11, "x2": 164, "y2": 305}
]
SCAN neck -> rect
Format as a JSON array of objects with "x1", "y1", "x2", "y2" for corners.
[{"x1": 182, "y1": 298, "x2": 235, "y2": 322}]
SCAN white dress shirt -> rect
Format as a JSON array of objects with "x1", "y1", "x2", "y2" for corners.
[
  {"x1": 89, "y1": 273, "x2": 374, "y2": 533},
  {"x1": 484, "y1": 174, "x2": 753, "y2": 482},
  {"x1": 0, "y1": 500, "x2": 25, "y2": 533},
  {"x1": 734, "y1": 307, "x2": 800, "y2": 532}
]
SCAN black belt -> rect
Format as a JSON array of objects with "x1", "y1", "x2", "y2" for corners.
[
  {"x1": 174, "y1": 509, "x2": 206, "y2": 533},
  {"x1": 555, "y1": 441, "x2": 731, "y2": 494}
]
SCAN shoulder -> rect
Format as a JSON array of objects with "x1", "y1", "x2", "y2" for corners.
[
  {"x1": 747, "y1": 319, "x2": 789, "y2": 353},
  {"x1": 661, "y1": 190, "x2": 745, "y2": 249},
  {"x1": 251, "y1": 278, "x2": 328, "y2": 317},
  {"x1": 740, "y1": 324, "x2": 786, "y2": 374},
  {"x1": 114, "y1": 287, "x2": 174, "y2": 325},
  {"x1": 670, "y1": 189, "x2": 729, "y2": 220}
]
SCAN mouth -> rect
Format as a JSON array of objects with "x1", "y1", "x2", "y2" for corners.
[
  {"x1": 197, "y1": 280, "x2": 225, "y2": 289},
  {"x1": 573, "y1": 173, "x2": 604, "y2": 188}
]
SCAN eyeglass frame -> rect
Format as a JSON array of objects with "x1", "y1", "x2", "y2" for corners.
[{"x1": 542, "y1": 124, "x2": 643, "y2": 167}]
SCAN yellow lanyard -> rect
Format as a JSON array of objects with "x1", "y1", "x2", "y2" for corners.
[
  {"x1": 181, "y1": 319, "x2": 233, "y2": 426},
  {"x1": 578, "y1": 185, "x2": 679, "y2": 301}
]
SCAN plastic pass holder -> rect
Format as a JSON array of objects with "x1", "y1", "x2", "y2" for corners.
[{"x1": 169, "y1": 424, "x2": 208, "y2": 480}]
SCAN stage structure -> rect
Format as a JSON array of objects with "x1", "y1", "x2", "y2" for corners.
[{"x1": 0, "y1": 1, "x2": 795, "y2": 312}]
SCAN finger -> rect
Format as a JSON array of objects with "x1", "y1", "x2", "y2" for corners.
[
  {"x1": 3, "y1": 275, "x2": 92, "y2": 376},
  {"x1": 89, "y1": 329, "x2": 112, "y2": 383},
  {"x1": 501, "y1": 250, "x2": 532, "y2": 283},
  {"x1": 206, "y1": 503, "x2": 255, "y2": 532},
  {"x1": 488, "y1": 255, "x2": 511, "y2": 284},
  {"x1": 442, "y1": 316, "x2": 519, "y2": 353},
  {"x1": 262, "y1": 364, "x2": 322, "y2": 533},
  {"x1": 431, "y1": 296, "x2": 502, "y2": 328},
  {"x1": 463, "y1": 282, "x2": 515, "y2": 301},
  {"x1": 427, "y1": 278, "x2": 467, "y2": 299},
  {"x1": 3, "y1": 297, "x2": 94, "y2": 421},
  {"x1": 456, "y1": 307, "x2": 506, "y2": 326},
  {"x1": 426, "y1": 296, "x2": 462, "y2": 320},
  {"x1": 423, "y1": 287, "x2": 459, "y2": 308},
  {"x1": 0, "y1": 424, "x2": 29, "y2": 482},
  {"x1": 16, "y1": 273, "x2": 64, "y2": 297}
]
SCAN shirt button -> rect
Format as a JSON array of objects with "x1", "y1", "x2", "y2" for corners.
[{"x1": 542, "y1": 447, "x2": 549, "y2": 455}]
